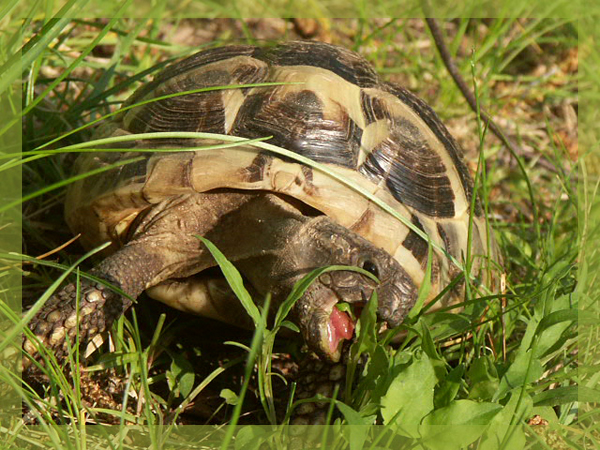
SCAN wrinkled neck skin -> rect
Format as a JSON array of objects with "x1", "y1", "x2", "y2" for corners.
[{"x1": 203, "y1": 191, "x2": 319, "y2": 296}]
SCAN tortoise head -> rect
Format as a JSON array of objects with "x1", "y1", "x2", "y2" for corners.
[{"x1": 275, "y1": 216, "x2": 419, "y2": 362}]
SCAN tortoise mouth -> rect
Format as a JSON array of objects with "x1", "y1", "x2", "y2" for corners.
[
  {"x1": 298, "y1": 279, "x2": 372, "y2": 362},
  {"x1": 326, "y1": 305, "x2": 355, "y2": 355},
  {"x1": 319, "y1": 300, "x2": 366, "y2": 361}
]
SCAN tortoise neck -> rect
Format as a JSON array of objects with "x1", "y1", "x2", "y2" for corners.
[{"x1": 202, "y1": 191, "x2": 313, "y2": 261}]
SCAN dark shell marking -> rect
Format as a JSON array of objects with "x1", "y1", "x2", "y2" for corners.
[
  {"x1": 383, "y1": 84, "x2": 481, "y2": 216},
  {"x1": 401, "y1": 215, "x2": 429, "y2": 266},
  {"x1": 358, "y1": 116, "x2": 456, "y2": 218},
  {"x1": 232, "y1": 88, "x2": 363, "y2": 168}
]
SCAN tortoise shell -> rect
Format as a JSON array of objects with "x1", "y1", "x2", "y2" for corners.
[{"x1": 66, "y1": 41, "x2": 498, "y2": 313}]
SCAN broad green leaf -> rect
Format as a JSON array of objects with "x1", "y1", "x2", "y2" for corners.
[
  {"x1": 336, "y1": 402, "x2": 374, "y2": 450},
  {"x1": 536, "y1": 309, "x2": 578, "y2": 332},
  {"x1": 336, "y1": 401, "x2": 374, "y2": 425},
  {"x1": 356, "y1": 345, "x2": 392, "y2": 407},
  {"x1": 168, "y1": 354, "x2": 195, "y2": 398},
  {"x1": 424, "y1": 311, "x2": 472, "y2": 337},
  {"x1": 220, "y1": 388, "x2": 239, "y2": 406},
  {"x1": 420, "y1": 400, "x2": 502, "y2": 450},
  {"x1": 414, "y1": 319, "x2": 447, "y2": 386},
  {"x1": 380, "y1": 352, "x2": 436, "y2": 437},
  {"x1": 533, "y1": 308, "x2": 577, "y2": 358},
  {"x1": 467, "y1": 356, "x2": 500, "y2": 401},
  {"x1": 480, "y1": 390, "x2": 531, "y2": 450},
  {"x1": 434, "y1": 364, "x2": 465, "y2": 408},
  {"x1": 416, "y1": 319, "x2": 446, "y2": 381},
  {"x1": 234, "y1": 426, "x2": 268, "y2": 450},
  {"x1": 423, "y1": 399, "x2": 502, "y2": 425},
  {"x1": 494, "y1": 349, "x2": 543, "y2": 402},
  {"x1": 530, "y1": 406, "x2": 559, "y2": 425}
]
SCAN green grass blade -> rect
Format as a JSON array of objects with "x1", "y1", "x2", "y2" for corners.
[
  {"x1": 0, "y1": 0, "x2": 20, "y2": 20},
  {"x1": 220, "y1": 297, "x2": 269, "y2": 450},
  {"x1": 534, "y1": 386, "x2": 600, "y2": 407},
  {"x1": 0, "y1": 0, "x2": 85, "y2": 97},
  {"x1": 20, "y1": 4, "x2": 131, "y2": 119},
  {"x1": 407, "y1": 242, "x2": 433, "y2": 319},
  {"x1": 196, "y1": 236, "x2": 261, "y2": 327},
  {"x1": 172, "y1": 356, "x2": 245, "y2": 422}
]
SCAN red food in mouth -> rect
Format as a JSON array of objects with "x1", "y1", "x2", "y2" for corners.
[{"x1": 327, "y1": 306, "x2": 355, "y2": 354}]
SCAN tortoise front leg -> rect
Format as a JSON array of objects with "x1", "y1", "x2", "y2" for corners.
[
  {"x1": 23, "y1": 194, "x2": 233, "y2": 371},
  {"x1": 22, "y1": 244, "x2": 166, "y2": 372}
]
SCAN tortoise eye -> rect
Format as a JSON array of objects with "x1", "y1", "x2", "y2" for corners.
[{"x1": 361, "y1": 260, "x2": 379, "y2": 278}]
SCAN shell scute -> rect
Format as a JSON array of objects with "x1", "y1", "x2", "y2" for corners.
[
  {"x1": 252, "y1": 41, "x2": 379, "y2": 88},
  {"x1": 122, "y1": 55, "x2": 269, "y2": 136},
  {"x1": 126, "y1": 72, "x2": 229, "y2": 134},
  {"x1": 143, "y1": 152, "x2": 196, "y2": 200},
  {"x1": 232, "y1": 82, "x2": 363, "y2": 169},
  {"x1": 359, "y1": 116, "x2": 457, "y2": 218},
  {"x1": 383, "y1": 83, "x2": 481, "y2": 216},
  {"x1": 131, "y1": 45, "x2": 256, "y2": 101},
  {"x1": 240, "y1": 152, "x2": 273, "y2": 184},
  {"x1": 360, "y1": 91, "x2": 391, "y2": 125}
]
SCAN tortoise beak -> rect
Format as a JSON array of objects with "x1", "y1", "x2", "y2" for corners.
[{"x1": 297, "y1": 286, "x2": 356, "y2": 363}]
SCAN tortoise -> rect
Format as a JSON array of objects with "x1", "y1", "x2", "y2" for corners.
[{"x1": 24, "y1": 40, "x2": 499, "y2": 421}]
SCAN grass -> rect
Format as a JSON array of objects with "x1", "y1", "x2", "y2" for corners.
[{"x1": 0, "y1": 12, "x2": 590, "y2": 450}]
